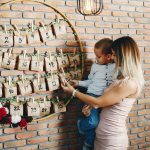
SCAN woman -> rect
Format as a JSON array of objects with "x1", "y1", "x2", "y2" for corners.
[{"x1": 62, "y1": 36, "x2": 144, "y2": 150}]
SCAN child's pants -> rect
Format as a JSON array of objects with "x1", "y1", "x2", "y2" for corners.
[{"x1": 77, "y1": 93, "x2": 101, "y2": 147}]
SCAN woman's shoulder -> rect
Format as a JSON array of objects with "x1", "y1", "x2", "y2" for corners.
[
  {"x1": 115, "y1": 77, "x2": 140, "y2": 97},
  {"x1": 117, "y1": 77, "x2": 137, "y2": 87}
]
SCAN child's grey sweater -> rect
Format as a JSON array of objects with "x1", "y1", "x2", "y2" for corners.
[{"x1": 79, "y1": 63, "x2": 115, "y2": 96}]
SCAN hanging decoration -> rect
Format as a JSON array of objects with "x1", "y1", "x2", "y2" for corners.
[{"x1": 77, "y1": 0, "x2": 103, "y2": 16}]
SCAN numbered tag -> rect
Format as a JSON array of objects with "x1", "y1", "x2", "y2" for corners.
[
  {"x1": 1, "y1": 53, "x2": 16, "y2": 69},
  {"x1": 27, "y1": 31, "x2": 41, "y2": 45},
  {"x1": 59, "y1": 72, "x2": 72, "y2": 83},
  {"x1": 46, "y1": 75, "x2": 59, "y2": 91},
  {"x1": 39, "y1": 101, "x2": 51, "y2": 116},
  {"x1": 10, "y1": 102, "x2": 23, "y2": 116},
  {"x1": 69, "y1": 54, "x2": 80, "y2": 67},
  {"x1": 17, "y1": 81, "x2": 32, "y2": 95},
  {"x1": 32, "y1": 78, "x2": 46, "y2": 93},
  {"x1": 14, "y1": 35, "x2": 27, "y2": 46},
  {"x1": 57, "y1": 55, "x2": 69, "y2": 68},
  {"x1": 27, "y1": 101, "x2": 40, "y2": 116},
  {"x1": 0, "y1": 35, "x2": 13, "y2": 47},
  {"x1": 18, "y1": 55, "x2": 30, "y2": 71},
  {"x1": 53, "y1": 21, "x2": 67, "y2": 37},
  {"x1": 53, "y1": 101, "x2": 66, "y2": 113},
  {"x1": 45, "y1": 55, "x2": 57, "y2": 72},
  {"x1": 39, "y1": 27, "x2": 55, "y2": 42},
  {"x1": 4, "y1": 83, "x2": 17, "y2": 98},
  {"x1": 31, "y1": 56, "x2": 44, "y2": 71},
  {"x1": 70, "y1": 69, "x2": 82, "y2": 80}
]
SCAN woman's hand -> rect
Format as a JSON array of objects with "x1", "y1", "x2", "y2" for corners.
[
  {"x1": 61, "y1": 79, "x2": 75, "y2": 94},
  {"x1": 82, "y1": 105, "x2": 92, "y2": 117}
]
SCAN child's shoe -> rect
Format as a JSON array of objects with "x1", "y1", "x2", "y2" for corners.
[{"x1": 82, "y1": 143, "x2": 93, "y2": 150}]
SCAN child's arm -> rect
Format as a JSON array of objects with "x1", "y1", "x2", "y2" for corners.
[
  {"x1": 78, "y1": 80, "x2": 92, "y2": 88},
  {"x1": 71, "y1": 80, "x2": 79, "y2": 87},
  {"x1": 71, "y1": 80, "x2": 92, "y2": 88},
  {"x1": 77, "y1": 64, "x2": 94, "y2": 88}
]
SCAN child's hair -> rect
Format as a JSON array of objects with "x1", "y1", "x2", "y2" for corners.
[{"x1": 95, "y1": 38, "x2": 113, "y2": 55}]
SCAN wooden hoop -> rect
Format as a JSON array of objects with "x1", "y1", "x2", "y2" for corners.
[{"x1": 0, "y1": 0, "x2": 84, "y2": 122}]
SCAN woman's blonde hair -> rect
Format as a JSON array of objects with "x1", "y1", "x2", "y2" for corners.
[{"x1": 112, "y1": 36, "x2": 145, "y2": 89}]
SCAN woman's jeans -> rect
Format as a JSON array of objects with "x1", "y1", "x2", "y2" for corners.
[{"x1": 77, "y1": 93, "x2": 101, "y2": 147}]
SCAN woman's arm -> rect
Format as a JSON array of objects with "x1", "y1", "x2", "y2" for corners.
[{"x1": 62, "y1": 79, "x2": 137, "y2": 108}]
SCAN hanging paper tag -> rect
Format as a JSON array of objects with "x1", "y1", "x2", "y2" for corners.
[
  {"x1": 1, "y1": 52, "x2": 16, "y2": 70},
  {"x1": 57, "y1": 55, "x2": 69, "y2": 68},
  {"x1": 18, "y1": 55, "x2": 30, "y2": 71},
  {"x1": 69, "y1": 54, "x2": 80, "y2": 67},
  {"x1": 27, "y1": 101, "x2": 40, "y2": 116},
  {"x1": 53, "y1": 21, "x2": 67, "y2": 37},
  {"x1": 4, "y1": 83, "x2": 17, "y2": 98},
  {"x1": 53, "y1": 101, "x2": 66, "y2": 113},
  {"x1": 31, "y1": 55, "x2": 44, "y2": 72},
  {"x1": 10, "y1": 102, "x2": 23, "y2": 116},
  {"x1": 14, "y1": 35, "x2": 27, "y2": 46},
  {"x1": 0, "y1": 34, "x2": 13, "y2": 47},
  {"x1": 45, "y1": 55, "x2": 58, "y2": 72},
  {"x1": 17, "y1": 81, "x2": 32, "y2": 95},
  {"x1": 46, "y1": 75, "x2": 59, "y2": 91},
  {"x1": 70, "y1": 69, "x2": 82, "y2": 80},
  {"x1": 39, "y1": 26, "x2": 55, "y2": 42},
  {"x1": 59, "y1": 72, "x2": 72, "y2": 83},
  {"x1": 27, "y1": 31, "x2": 41, "y2": 45},
  {"x1": 39, "y1": 101, "x2": 51, "y2": 116},
  {"x1": 32, "y1": 78, "x2": 46, "y2": 93}
]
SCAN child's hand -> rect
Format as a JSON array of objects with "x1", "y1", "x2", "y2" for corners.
[
  {"x1": 82, "y1": 105, "x2": 92, "y2": 117},
  {"x1": 71, "y1": 80, "x2": 79, "y2": 87}
]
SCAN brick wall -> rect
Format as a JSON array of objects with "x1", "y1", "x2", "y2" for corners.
[{"x1": 0, "y1": 0, "x2": 150, "y2": 149}]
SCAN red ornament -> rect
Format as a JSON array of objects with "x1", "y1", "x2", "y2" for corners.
[
  {"x1": 7, "y1": 116, "x2": 12, "y2": 124},
  {"x1": 18, "y1": 118, "x2": 27, "y2": 128},
  {"x1": 0, "y1": 107, "x2": 7, "y2": 121}
]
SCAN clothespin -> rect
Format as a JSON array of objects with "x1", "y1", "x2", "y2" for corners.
[
  {"x1": 61, "y1": 67, "x2": 65, "y2": 76},
  {"x1": 23, "y1": 50, "x2": 27, "y2": 59},
  {"x1": 44, "y1": 97, "x2": 46, "y2": 102},
  {"x1": 22, "y1": 73, "x2": 25, "y2": 84},
  {"x1": 49, "y1": 51, "x2": 52, "y2": 61},
  {"x1": 16, "y1": 96, "x2": 19, "y2": 103},
  {"x1": 14, "y1": 24, "x2": 20, "y2": 35},
  {"x1": 31, "y1": 22, "x2": 34, "y2": 32},
  {"x1": 32, "y1": 97, "x2": 35, "y2": 104},
  {"x1": 37, "y1": 50, "x2": 40, "y2": 60},
  {"x1": 56, "y1": 96, "x2": 59, "y2": 103},
  {"x1": 8, "y1": 76, "x2": 11, "y2": 86},
  {"x1": 60, "y1": 49, "x2": 64, "y2": 59},
  {"x1": 44, "y1": 51, "x2": 48, "y2": 57},
  {"x1": 51, "y1": 72, "x2": 54, "y2": 80},
  {"x1": 60, "y1": 67, "x2": 67, "y2": 86},
  {"x1": 40, "y1": 22, "x2": 46, "y2": 31},
  {"x1": 8, "y1": 48, "x2": 12, "y2": 57},
  {"x1": 38, "y1": 73, "x2": 40, "y2": 84},
  {"x1": 74, "y1": 64, "x2": 77, "y2": 72},
  {"x1": 55, "y1": 15, "x2": 60, "y2": 23},
  {"x1": 4, "y1": 25, "x2": 7, "y2": 35}
]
